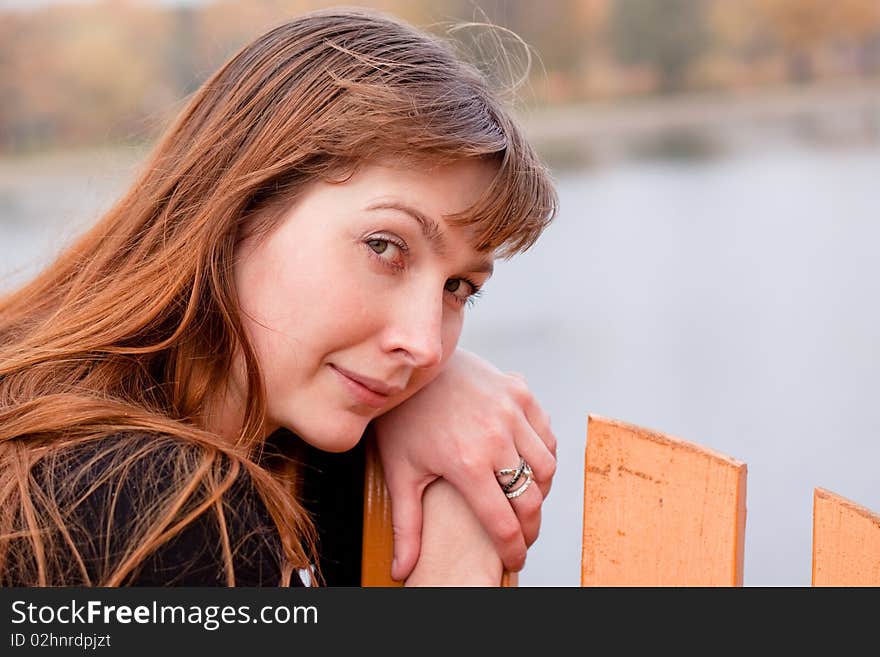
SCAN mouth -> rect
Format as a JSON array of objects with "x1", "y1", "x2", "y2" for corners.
[{"x1": 330, "y1": 364, "x2": 400, "y2": 409}]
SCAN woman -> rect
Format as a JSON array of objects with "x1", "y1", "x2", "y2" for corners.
[{"x1": 0, "y1": 8, "x2": 557, "y2": 586}]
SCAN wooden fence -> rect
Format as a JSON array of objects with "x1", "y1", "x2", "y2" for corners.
[{"x1": 361, "y1": 414, "x2": 880, "y2": 586}]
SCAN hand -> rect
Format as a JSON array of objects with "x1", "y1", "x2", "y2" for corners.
[
  {"x1": 403, "y1": 478, "x2": 502, "y2": 587},
  {"x1": 371, "y1": 347, "x2": 557, "y2": 581}
]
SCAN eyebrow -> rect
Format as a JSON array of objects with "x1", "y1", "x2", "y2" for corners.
[{"x1": 365, "y1": 200, "x2": 495, "y2": 276}]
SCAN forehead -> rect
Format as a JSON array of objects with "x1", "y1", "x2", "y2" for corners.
[
  {"x1": 328, "y1": 159, "x2": 497, "y2": 255},
  {"x1": 341, "y1": 159, "x2": 497, "y2": 214}
]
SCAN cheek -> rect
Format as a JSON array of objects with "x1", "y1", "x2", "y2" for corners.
[
  {"x1": 244, "y1": 272, "x2": 383, "y2": 388},
  {"x1": 238, "y1": 243, "x2": 346, "y2": 329},
  {"x1": 442, "y1": 315, "x2": 464, "y2": 359}
]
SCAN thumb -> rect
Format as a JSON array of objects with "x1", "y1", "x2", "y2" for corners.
[{"x1": 386, "y1": 476, "x2": 429, "y2": 582}]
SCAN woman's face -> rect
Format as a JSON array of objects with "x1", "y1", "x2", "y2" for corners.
[{"x1": 231, "y1": 159, "x2": 497, "y2": 452}]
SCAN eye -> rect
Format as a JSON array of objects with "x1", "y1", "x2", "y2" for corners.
[
  {"x1": 445, "y1": 277, "x2": 483, "y2": 308},
  {"x1": 367, "y1": 239, "x2": 391, "y2": 254},
  {"x1": 365, "y1": 235, "x2": 407, "y2": 269},
  {"x1": 444, "y1": 279, "x2": 463, "y2": 294}
]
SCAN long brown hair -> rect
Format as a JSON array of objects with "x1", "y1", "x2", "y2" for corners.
[{"x1": 0, "y1": 7, "x2": 557, "y2": 586}]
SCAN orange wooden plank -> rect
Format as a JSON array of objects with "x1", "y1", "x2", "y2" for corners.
[
  {"x1": 360, "y1": 433, "x2": 516, "y2": 587},
  {"x1": 812, "y1": 488, "x2": 880, "y2": 586},
  {"x1": 361, "y1": 434, "x2": 402, "y2": 587},
  {"x1": 582, "y1": 414, "x2": 747, "y2": 586}
]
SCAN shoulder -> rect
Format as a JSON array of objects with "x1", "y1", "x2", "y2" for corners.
[
  {"x1": 44, "y1": 432, "x2": 252, "y2": 500},
  {"x1": 40, "y1": 433, "x2": 248, "y2": 524},
  {"x1": 34, "y1": 432, "x2": 300, "y2": 586}
]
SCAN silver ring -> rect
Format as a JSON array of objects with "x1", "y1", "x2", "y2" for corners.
[
  {"x1": 505, "y1": 465, "x2": 533, "y2": 499},
  {"x1": 496, "y1": 458, "x2": 533, "y2": 499},
  {"x1": 496, "y1": 457, "x2": 527, "y2": 492}
]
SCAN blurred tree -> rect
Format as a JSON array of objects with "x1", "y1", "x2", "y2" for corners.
[
  {"x1": 0, "y1": 12, "x2": 21, "y2": 151},
  {"x1": 610, "y1": 0, "x2": 711, "y2": 92},
  {"x1": 751, "y1": 0, "x2": 831, "y2": 81},
  {"x1": 710, "y1": 0, "x2": 768, "y2": 57},
  {"x1": 2, "y1": 0, "x2": 877, "y2": 154},
  {"x1": 167, "y1": 6, "x2": 200, "y2": 97},
  {"x1": 751, "y1": 0, "x2": 880, "y2": 80},
  {"x1": 1, "y1": 1, "x2": 171, "y2": 152},
  {"x1": 830, "y1": 0, "x2": 880, "y2": 75},
  {"x1": 414, "y1": 0, "x2": 607, "y2": 102}
]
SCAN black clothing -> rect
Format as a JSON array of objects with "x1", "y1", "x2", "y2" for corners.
[
  {"x1": 11, "y1": 429, "x2": 366, "y2": 586},
  {"x1": 17, "y1": 434, "x2": 299, "y2": 586},
  {"x1": 288, "y1": 431, "x2": 365, "y2": 586}
]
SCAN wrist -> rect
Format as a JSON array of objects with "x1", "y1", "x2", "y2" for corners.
[{"x1": 404, "y1": 479, "x2": 503, "y2": 587}]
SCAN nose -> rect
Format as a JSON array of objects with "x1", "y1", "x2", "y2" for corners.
[{"x1": 382, "y1": 285, "x2": 445, "y2": 370}]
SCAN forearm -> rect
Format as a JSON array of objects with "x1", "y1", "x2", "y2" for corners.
[{"x1": 404, "y1": 478, "x2": 503, "y2": 587}]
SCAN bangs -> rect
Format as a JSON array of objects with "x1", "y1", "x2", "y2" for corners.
[
  {"x1": 347, "y1": 135, "x2": 557, "y2": 260},
  {"x1": 332, "y1": 95, "x2": 557, "y2": 260},
  {"x1": 445, "y1": 136, "x2": 558, "y2": 260},
  {"x1": 375, "y1": 110, "x2": 555, "y2": 262}
]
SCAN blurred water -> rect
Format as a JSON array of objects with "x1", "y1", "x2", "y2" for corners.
[
  {"x1": 2, "y1": 142, "x2": 879, "y2": 586},
  {"x1": 461, "y1": 143, "x2": 880, "y2": 586}
]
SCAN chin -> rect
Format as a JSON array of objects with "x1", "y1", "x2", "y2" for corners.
[{"x1": 297, "y1": 416, "x2": 369, "y2": 453}]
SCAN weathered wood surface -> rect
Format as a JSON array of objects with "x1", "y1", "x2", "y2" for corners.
[
  {"x1": 812, "y1": 487, "x2": 880, "y2": 586},
  {"x1": 361, "y1": 436, "x2": 402, "y2": 587},
  {"x1": 582, "y1": 414, "x2": 747, "y2": 586}
]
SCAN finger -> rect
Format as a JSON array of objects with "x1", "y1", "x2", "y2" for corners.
[
  {"x1": 444, "y1": 466, "x2": 528, "y2": 572},
  {"x1": 516, "y1": 382, "x2": 557, "y2": 458},
  {"x1": 507, "y1": 376, "x2": 557, "y2": 497},
  {"x1": 511, "y1": 412, "x2": 556, "y2": 499},
  {"x1": 384, "y1": 474, "x2": 430, "y2": 582},
  {"x1": 506, "y1": 470, "x2": 544, "y2": 547},
  {"x1": 496, "y1": 446, "x2": 543, "y2": 546}
]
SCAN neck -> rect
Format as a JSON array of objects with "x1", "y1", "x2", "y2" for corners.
[{"x1": 203, "y1": 381, "x2": 278, "y2": 448}]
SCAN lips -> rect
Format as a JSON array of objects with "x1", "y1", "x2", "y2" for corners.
[{"x1": 330, "y1": 365, "x2": 404, "y2": 408}]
